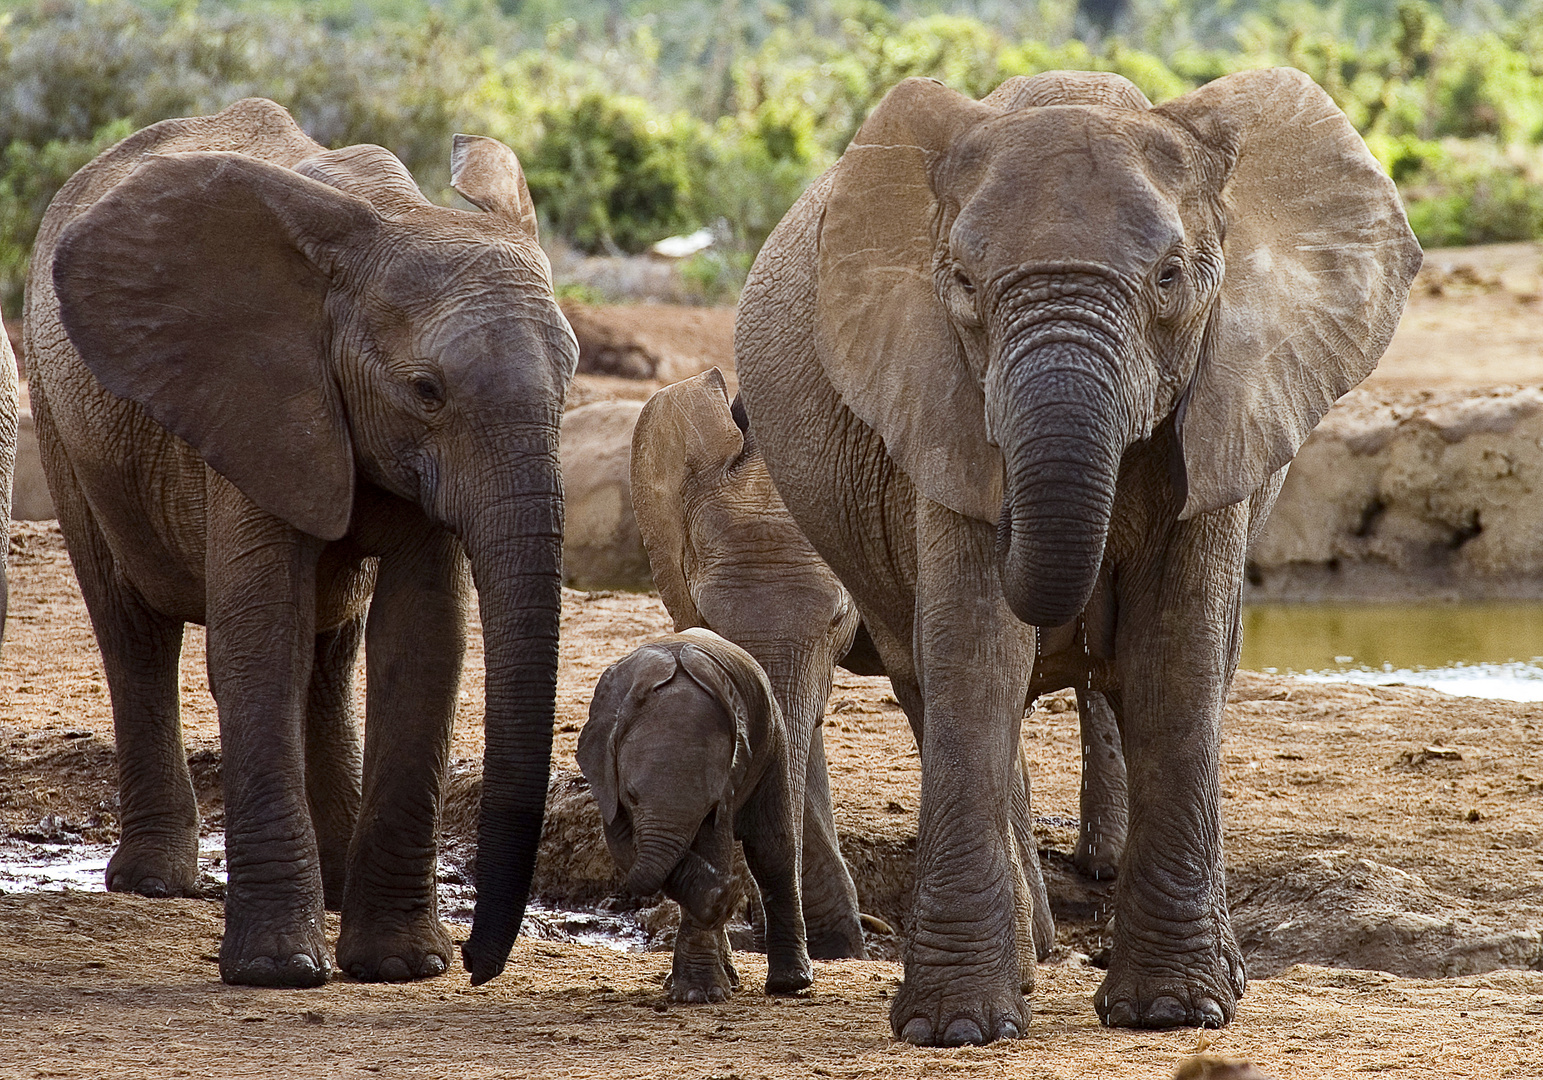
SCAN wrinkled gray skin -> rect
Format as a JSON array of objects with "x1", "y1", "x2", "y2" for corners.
[
  {"x1": 736, "y1": 69, "x2": 1419, "y2": 1044},
  {"x1": 0, "y1": 316, "x2": 15, "y2": 646},
  {"x1": 634, "y1": 369, "x2": 1124, "y2": 909},
  {"x1": 24, "y1": 99, "x2": 577, "y2": 988},
  {"x1": 630, "y1": 367, "x2": 871, "y2": 960},
  {"x1": 577, "y1": 629, "x2": 814, "y2": 1002}
]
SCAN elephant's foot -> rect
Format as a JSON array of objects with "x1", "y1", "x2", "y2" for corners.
[
  {"x1": 1073, "y1": 830, "x2": 1121, "y2": 881},
  {"x1": 105, "y1": 834, "x2": 200, "y2": 898},
  {"x1": 1095, "y1": 915, "x2": 1246, "y2": 1029},
  {"x1": 889, "y1": 953, "x2": 1029, "y2": 1046},
  {"x1": 336, "y1": 911, "x2": 453, "y2": 982},
  {"x1": 764, "y1": 948, "x2": 813, "y2": 995},
  {"x1": 806, "y1": 916, "x2": 866, "y2": 961},
  {"x1": 666, "y1": 948, "x2": 738, "y2": 1003},
  {"x1": 219, "y1": 914, "x2": 331, "y2": 988}
]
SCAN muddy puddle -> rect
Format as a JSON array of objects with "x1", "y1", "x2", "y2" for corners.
[
  {"x1": 1242, "y1": 602, "x2": 1543, "y2": 700},
  {"x1": 0, "y1": 831, "x2": 653, "y2": 951}
]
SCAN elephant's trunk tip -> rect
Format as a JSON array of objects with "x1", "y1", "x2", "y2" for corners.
[{"x1": 461, "y1": 938, "x2": 508, "y2": 987}]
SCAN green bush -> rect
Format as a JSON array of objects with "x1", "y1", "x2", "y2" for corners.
[
  {"x1": 1393, "y1": 139, "x2": 1543, "y2": 247},
  {"x1": 9, "y1": 0, "x2": 1543, "y2": 323},
  {"x1": 521, "y1": 92, "x2": 705, "y2": 254}
]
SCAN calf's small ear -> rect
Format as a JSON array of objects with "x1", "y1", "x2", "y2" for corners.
[{"x1": 452, "y1": 134, "x2": 539, "y2": 238}]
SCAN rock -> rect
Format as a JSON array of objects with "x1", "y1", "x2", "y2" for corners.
[
  {"x1": 1248, "y1": 386, "x2": 1543, "y2": 600},
  {"x1": 559, "y1": 400, "x2": 651, "y2": 591},
  {"x1": 561, "y1": 303, "x2": 734, "y2": 384}
]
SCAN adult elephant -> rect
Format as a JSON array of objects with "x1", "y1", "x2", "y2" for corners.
[
  {"x1": 25, "y1": 99, "x2": 576, "y2": 988},
  {"x1": 735, "y1": 69, "x2": 1419, "y2": 1043}
]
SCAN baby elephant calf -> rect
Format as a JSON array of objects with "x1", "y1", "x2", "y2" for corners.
[{"x1": 578, "y1": 628, "x2": 813, "y2": 1002}]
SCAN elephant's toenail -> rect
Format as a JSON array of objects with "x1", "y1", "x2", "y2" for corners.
[
  {"x1": 1198, "y1": 998, "x2": 1226, "y2": 1028},
  {"x1": 899, "y1": 1018, "x2": 934, "y2": 1045},
  {"x1": 686, "y1": 989, "x2": 706, "y2": 1004},
  {"x1": 942, "y1": 1019, "x2": 985, "y2": 1046},
  {"x1": 998, "y1": 1019, "x2": 1022, "y2": 1040},
  {"x1": 287, "y1": 954, "x2": 318, "y2": 976},
  {"x1": 378, "y1": 956, "x2": 411, "y2": 982},
  {"x1": 421, "y1": 955, "x2": 446, "y2": 977},
  {"x1": 1146, "y1": 996, "x2": 1187, "y2": 1028},
  {"x1": 1103, "y1": 1000, "x2": 1137, "y2": 1027},
  {"x1": 137, "y1": 877, "x2": 169, "y2": 898}
]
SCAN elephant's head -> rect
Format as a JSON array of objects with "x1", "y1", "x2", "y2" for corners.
[
  {"x1": 576, "y1": 634, "x2": 754, "y2": 925},
  {"x1": 816, "y1": 68, "x2": 1421, "y2": 626},
  {"x1": 50, "y1": 123, "x2": 578, "y2": 984},
  {"x1": 631, "y1": 368, "x2": 866, "y2": 734}
]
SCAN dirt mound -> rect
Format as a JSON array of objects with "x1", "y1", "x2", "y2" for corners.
[
  {"x1": 561, "y1": 302, "x2": 734, "y2": 384},
  {"x1": 1232, "y1": 851, "x2": 1543, "y2": 979}
]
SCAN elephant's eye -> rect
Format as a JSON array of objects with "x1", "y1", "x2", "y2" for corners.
[
  {"x1": 412, "y1": 375, "x2": 445, "y2": 411},
  {"x1": 1157, "y1": 263, "x2": 1182, "y2": 289},
  {"x1": 955, "y1": 270, "x2": 976, "y2": 295}
]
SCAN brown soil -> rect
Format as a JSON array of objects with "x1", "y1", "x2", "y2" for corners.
[
  {"x1": 1370, "y1": 241, "x2": 1543, "y2": 391},
  {"x1": 7, "y1": 519, "x2": 1543, "y2": 1078}
]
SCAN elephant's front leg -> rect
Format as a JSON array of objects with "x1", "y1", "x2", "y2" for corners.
[
  {"x1": 205, "y1": 481, "x2": 329, "y2": 988},
  {"x1": 1096, "y1": 505, "x2": 1249, "y2": 1029},
  {"x1": 799, "y1": 725, "x2": 866, "y2": 959},
  {"x1": 892, "y1": 501, "x2": 1035, "y2": 1046},
  {"x1": 337, "y1": 527, "x2": 466, "y2": 981}
]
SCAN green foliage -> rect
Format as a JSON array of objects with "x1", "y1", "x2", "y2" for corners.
[
  {"x1": 7, "y1": 0, "x2": 1543, "y2": 322},
  {"x1": 522, "y1": 93, "x2": 703, "y2": 253}
]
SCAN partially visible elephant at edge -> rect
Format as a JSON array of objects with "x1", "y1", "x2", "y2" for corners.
[
  {"x1": 560, "y1": 399, "x2": 652, "y2": 590},
  {"x1": 736, "y1": 68, "x2": 1419, "y2": 1044},
  {"x1": 630, "y1": 367, "x2": 879, "y2": 960},
  {"x1": 25, "y1": 99, "x2": 577, "y2": 988},
  {"x1": 577, "y1": 628, "x2": 814, "y2": 1002},
  {"x1": 0, "y1": 314, "x2": 16, "y2": 645}
]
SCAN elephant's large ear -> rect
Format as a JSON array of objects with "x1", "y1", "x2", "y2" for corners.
[
  {"x1": 676, "y1": 633, "x2": 756, "y2": 796},
  {"x1": 578, "y1": 646, "x2": 683, "y2": 822},
  {"x1": 1157, "y1": 68, "x2": 1422, "y2": 519},
  {"x1": 816, "y1": 78, "x2": 1000, "y2": 522},
  {"x1": 452, "y1": 134, "x2": 539, "y2": 238},
  {"x1": 630, "y1": 368, "x2": 743, "y2": 630},
  {"x1": 53, "y1": 150, "x2": 379, "y2": 541},
  {"x1": 577, "y1": 660, "x2": 628, "y2": 823}
]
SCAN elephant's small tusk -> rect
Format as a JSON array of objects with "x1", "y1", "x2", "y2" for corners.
[{"x1": 859, "y1": 913, "x2": 895, "y2": 936}]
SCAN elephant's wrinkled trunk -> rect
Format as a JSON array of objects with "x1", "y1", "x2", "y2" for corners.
[
  {"x1": 627, "y1": 827, "x2": 692, "y2": 897},
  {"x1": 996, "y1": 341, "x2": 1130, "y2": 629},
  {"x1": 455, "y1": 442, "x2": 564, "y2": 987}
]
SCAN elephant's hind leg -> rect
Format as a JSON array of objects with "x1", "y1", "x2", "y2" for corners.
[
  {"x1": 306, "y1": 613, "x2": 364, "y2": 910},
  {"x1": 1074, "y1": 689, "x2": 1127, "y2": 881},
  {"x1": 336, "y1": 528, "x2": 463, "y2": 982},
  {"x1": 36, "y1": 390, "x2": 198, "y2": 898}
]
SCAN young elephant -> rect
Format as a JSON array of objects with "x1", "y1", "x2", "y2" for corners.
[
  {"x1": 577, "y1": 629, "x2": 814, "y2": 1002},
  {"x1": 630, "y1": 368, "x2": 880, "y2": 961}
]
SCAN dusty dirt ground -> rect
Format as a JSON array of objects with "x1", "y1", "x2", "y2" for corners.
[
  {"x1": 7, "y1": 519, "x2": 1543, "y2": 1078},
  {"x1": 6, "y1": 242, "x2": 1543, "y2": 1077}
]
